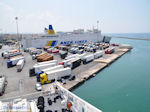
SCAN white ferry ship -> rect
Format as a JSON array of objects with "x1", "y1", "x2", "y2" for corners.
[{"x1": 21, "y1": 25, "x2": 111, "y2": 48}]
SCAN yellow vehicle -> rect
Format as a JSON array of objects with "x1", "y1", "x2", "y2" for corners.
[
  {"x1": 40, "y1": 73, "x2": 54, "y2": 84},
  {"x1": 40, "y1": 67, "x2": 71, "y2": 84}
]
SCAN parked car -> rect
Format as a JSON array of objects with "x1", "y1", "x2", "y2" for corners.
[{"x1": 35, "y1": 83, "x2": 42, "y2": 91}]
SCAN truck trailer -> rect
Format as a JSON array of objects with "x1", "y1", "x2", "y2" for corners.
[
  {"x1": 67, "y1": 58, "x2": 81, "y2": 69},
  {"x1": 40, "y1": 67, "x2": 71, "y2": 84},
  {"x1": 36, "y1": 65, "x2": 64, "y2": 82},
  {"x1": 82, "y1": 54, "x2": 94, "y2": 64},
  {"x1": 7, "y1": 52, "x2": 22, "y2": 59},
  {"x1": 3, "y1": 50, "x2": 19, "y2": 59},
  {"x1": 94, "y1": 50, "x2": 104, "y2": 59},
  {"x1": 16, "y1": 59, "x2": 25, "y2": 72},
  {"x1": 59, "y1": 58, "x2": 76, "y2": 67},
  {"x1": 29, "y1": 63, "x2": 56, "y2": 77},
  {"x1": 7, "y1": 56, "x2": 25, "y2": 68},
  {"x1": 0, "y1": 76, "x2": 7, "y2": 96}
]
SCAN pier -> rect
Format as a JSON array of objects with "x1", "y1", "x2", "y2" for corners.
[{"x1": 62, "y1": 47, "x2": 131, "y2": 91}]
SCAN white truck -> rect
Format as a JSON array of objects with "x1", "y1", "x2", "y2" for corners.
[
  {"x1": 94, "y1": 50, "x2": 104, "y2": 59},
  {"x1": 67, "y1": 58, "x2": 81, "y2": 69},
  {"x1": 82, "y1": 54, "x2": 94, "y2": 64},
  {"x1": 59, "y1": 58, "x2": 76, "y2": 67},
  {"x1": 36, "y1": 65, "x2": 64, "y2": 82},
  {"x1": 16, "y1": 59, "x2": 25, "y2": 72},
  {"x1": 29, "y1": 63, "x2": 56, "y2": 77},
  {"x1": 0, "y1": 76, "x2": 7, "y2": 96},
  {"x1": 65, "y1": 54, "x2": 79, "y2": 60},
  {"x1": 40, "y1": 67, "x2": 71, "y2": 84},
  {"x1": 7, "y1": 56, "x2": 25, "y2": 68},
  {"x1": 78, "y1": 53, "x2": 87, "y2": 60}
]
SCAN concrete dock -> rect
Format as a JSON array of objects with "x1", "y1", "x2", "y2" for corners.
[
  {"x1": 0, "y1": 44, "x2": 132, "y2": 100},
  {"x1": 63, "y1": 47, "x2": 131, "y2": 91}
]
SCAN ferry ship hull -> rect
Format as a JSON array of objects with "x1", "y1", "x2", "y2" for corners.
[{"x1": 21, "y1": 32, "x2": 111, "y2": 48}]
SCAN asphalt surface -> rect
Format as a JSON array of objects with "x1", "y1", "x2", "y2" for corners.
[
  {"x1": 0, "y1": 46, "x2": 38, "y2": 99},
  {"x1": 0, "y1": 45, "x2": 113, "y2": 100}
]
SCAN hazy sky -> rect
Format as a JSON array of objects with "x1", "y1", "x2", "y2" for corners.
[{"x1": 0, "y1": 0, "x2": 150, "y2": 33}]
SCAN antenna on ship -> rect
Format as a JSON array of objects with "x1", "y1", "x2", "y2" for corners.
[{"x1": 97, "y1": 20, "x2": 99, "y2": 31}]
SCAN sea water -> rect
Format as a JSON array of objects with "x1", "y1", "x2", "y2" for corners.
[{"x1": 73, "y1": 34, "x2": 150, "y2": 112}]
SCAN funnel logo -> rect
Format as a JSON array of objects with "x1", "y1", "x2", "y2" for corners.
[
  {"x1": 48, "y1": 25, "x2": 55, "y2": 34},
  {"x1": 47, "y1": 40, "x2": 58, "y2": 46}
]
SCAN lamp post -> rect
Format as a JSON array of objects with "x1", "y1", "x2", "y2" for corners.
[{"x1": 15, "y1": 17, "x2": 20, "y2": 51}]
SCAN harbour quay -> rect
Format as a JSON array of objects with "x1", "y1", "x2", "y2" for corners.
[{"x1": 62, "y1": 46, "x2": 132, "y2": 91}]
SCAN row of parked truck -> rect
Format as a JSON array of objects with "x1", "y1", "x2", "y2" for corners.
[
  {"x1": 68, "y1": 43, "x2": 110, "y2": 54},
  {"x1": 26, "y1": 43, "x2": 117, "y2": 85},
  {"x1": 1, "y1": 49, "x2": 25, "y2": 72},
  {"x1": 29, "y1": 60, "x2": 72, "y2": 85},
  {"x1": 28, "y1": 49, "x2": 106, "y2": 85}
]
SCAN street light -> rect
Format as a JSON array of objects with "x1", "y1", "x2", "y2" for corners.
[
  {"x1": 15, "y1": 17, "x2": 19, "y2": 38},
  {"x1": 15, "y1": 17, "x2": 20, "y2": 51}
]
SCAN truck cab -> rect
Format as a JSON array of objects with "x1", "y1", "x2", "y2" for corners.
[{"x1": 40, "y1": 73, "x2": 54, "y2": 84}]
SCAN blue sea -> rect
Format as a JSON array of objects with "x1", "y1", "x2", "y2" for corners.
[{"x1": 73, "y1": 33, "x2": 150, "y2": 112}]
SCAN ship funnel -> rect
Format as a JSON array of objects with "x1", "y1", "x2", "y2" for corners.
[{"x1": 48, "y1": 25, "x2": 55, "y2": 34}]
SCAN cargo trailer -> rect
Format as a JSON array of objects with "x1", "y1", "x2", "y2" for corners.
[
  {"x1": 59, "y1": 58, "x2": 76, "y2": 67},
  {"x1": 40, "y1": 67, "x2": 71, "y2": 84},
  {"x1": 3, "y1": 50, "x2": 19, "y2": 59},
  {"x1": 36, "y1": 65, "x2": 64, "y2": 82},
  {"x1": 67, "y1": 58, "x2": 81, "y2": 69},
  {"x1": 10, "y1": 54, "x2": 23, "y2": 59},
  {"x1": 8, "y1": 52, "x2": 22, "y2": 59},
  {"x1": 16, "y1": 59, "x2": 25, "y2": 72},
  {"x1": 94, "y1": 50, "x2": 104, "y2": 59},
  {"x1": 29, "y1": 63, "x2": 56, "y2": 77},
  {"x1": 0, "y1": 76, "x2": 7, "y2": 96},
  {"x1": 41, "y1": 65, "x2": 64, "y2": 73},
  {"x1": 82, "y1": 54, "x2": 94, "y2": 64},
  {"x1": 7, "y1": 56, "x2": 25, "y2": 68}
]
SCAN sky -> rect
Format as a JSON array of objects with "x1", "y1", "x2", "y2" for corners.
[{"x1": 0, "y1": 0, "x2": 150, "y2": 33}]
